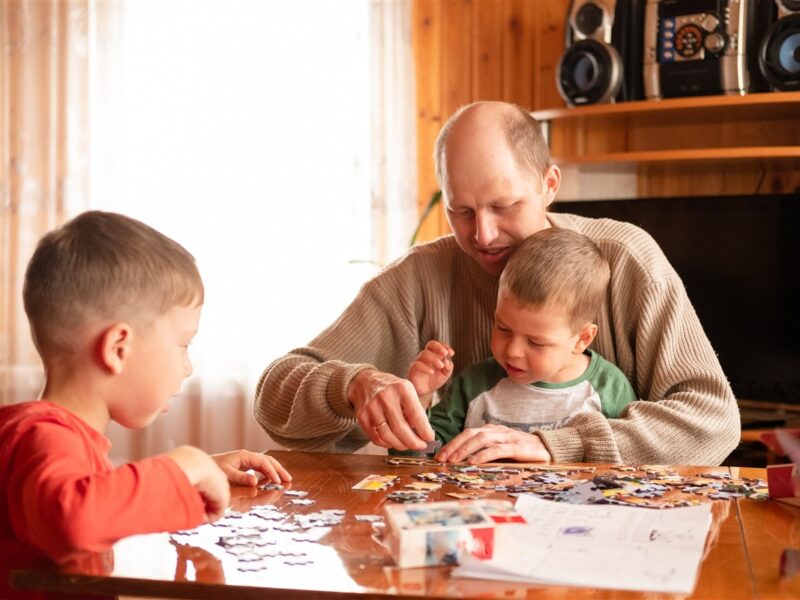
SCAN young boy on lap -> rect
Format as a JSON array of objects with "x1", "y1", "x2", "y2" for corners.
[
  {"x1": 409, "y1": 228, "x2": 637, "y2": 463},
  {"x1": 0, "y1": 211, "x2": 291, "y2": 597}
]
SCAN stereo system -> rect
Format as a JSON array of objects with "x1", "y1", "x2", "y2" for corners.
[
  {"x1": 557, "y1": 0, "x2": 800, "y2": 104},
  {"x1": 759, "y1": 0, "x2": 800, "y2": 91},
  {"x1": 557, "y1": 0, "x2": 646, "y2": 105}
]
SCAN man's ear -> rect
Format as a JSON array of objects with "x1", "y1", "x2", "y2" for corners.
[
  {"x1": 98, "y1": 322, "x2": 133, "y2": 375},
  {"x1": 573, "y1": 323, "x2": 597, "y2": 354},
  {"x1": 543, "y1": 164, "x2": 561, "y2": 207}
]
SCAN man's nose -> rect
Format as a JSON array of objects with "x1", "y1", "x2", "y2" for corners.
[
  {"x1": 184, "y1": 357, "x2": 193, "y2": 379},
  {"x1": 474, "y1": 212, "x2": 498, "y2": 247}
]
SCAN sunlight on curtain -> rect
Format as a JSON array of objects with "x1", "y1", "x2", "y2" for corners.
[
  {"x1": 90, "y1": 0, "x2": 419, "y2": 460},
  {"x1": 0, "y1": 0, "x2": 92, "y2": 405},
  {"x1": 370, "y1": 0, "x2": 417, "y2": 268}
]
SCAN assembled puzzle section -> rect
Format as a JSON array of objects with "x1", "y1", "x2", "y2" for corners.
[{"x1": 382, "y1": 499, "x2": 526, "y2": 568}]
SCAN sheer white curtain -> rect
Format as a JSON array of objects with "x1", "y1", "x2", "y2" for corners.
[
  {"x1": 88, "y1": 0, "x2": 418, "y2": 461},
  {"x1": 370, "y1": 0, "x2": 417, "y2": 268}
]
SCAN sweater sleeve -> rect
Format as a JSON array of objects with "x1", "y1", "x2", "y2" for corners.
[
  {"x1": 538, "y1": 276, "x2": 740, "y2": 465},
  {"x1": 254, "y1": 267, "x2": 423, "y2": 453},
  {"x1": 8, "y1": 421, "x2": 206, "y2": 562}
]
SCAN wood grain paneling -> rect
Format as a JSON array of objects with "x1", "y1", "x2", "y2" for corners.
[{"x1": 413, "y1": 0, "x2": 444, "y2": 242}]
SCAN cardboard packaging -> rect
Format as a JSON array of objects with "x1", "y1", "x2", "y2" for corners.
[
  {"x1": 761, "y1": 429, "x2": 800, "y2": 507},
  {"x1": 381, "y1": 499, "x2": 527, "y2": 568}
]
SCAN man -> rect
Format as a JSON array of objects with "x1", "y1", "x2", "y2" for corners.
[{"x1": 254, "y1": 101, "x2": 740, "y2": 465}]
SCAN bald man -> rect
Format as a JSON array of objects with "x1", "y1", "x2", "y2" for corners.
[{"x1": 254, "y1": 101, "x2": 739, "y2": 466}]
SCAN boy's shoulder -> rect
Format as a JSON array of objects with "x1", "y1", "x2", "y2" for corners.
[
  {"x1": 0, "y1": 401, "x2": 86, "y2": 442},
  {"x1": 583, "y1": 351, "x2": 637, "y2": 417}
]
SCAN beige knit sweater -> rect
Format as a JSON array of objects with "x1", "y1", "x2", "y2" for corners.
[{"x1": 254, "y1": 212, "x2": 740, "y2": 465}]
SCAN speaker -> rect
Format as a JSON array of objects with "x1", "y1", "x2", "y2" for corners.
[
  {"x1": 759, "y1": 0, "x2": 800, "y2": 91},
  {"x1": 557, "y1": 0, "x2": 646, "y2": 106},
  {"x1": 644, "y1": 0, "x2": 770, "y2": 99}
]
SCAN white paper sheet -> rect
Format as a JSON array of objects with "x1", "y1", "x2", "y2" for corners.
[{"x1": 452, "y1": 494, "x2": 712, "y2": 594}]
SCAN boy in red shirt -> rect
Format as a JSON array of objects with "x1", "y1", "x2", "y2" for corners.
[{"x1": 1, "y1": 211, "x2": 291, "y2": 598}]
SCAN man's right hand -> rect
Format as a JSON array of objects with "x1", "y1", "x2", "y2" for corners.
[{"x1": 348, "y1": 370, "x2": 434, "y2": 451}]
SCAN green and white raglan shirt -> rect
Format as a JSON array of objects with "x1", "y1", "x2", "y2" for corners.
[{"x1": 429, "y1": 351, "x2": 637, "y2": 445}]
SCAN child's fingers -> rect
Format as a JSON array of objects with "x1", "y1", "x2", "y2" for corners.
[
  {"x1": 426, "y1": 340, "x2": 455, "y2": 358},
  {"x1": 411, "y1": 361, "x2": 436, "y2": 375},
  {"x1": 205, "y1": 499, "x2": 227, "y2": 522},
  {"x1": 425, "y1": 340, "x2": 453, "y2": 358},
  {"x1": 226, "y1": 468, "x2": 258, "y2": 487},
  {"x1": 419, "y1": 349, "x2": 449, "y2": 369},
  {"x1": 265, "y1": 457, "x2": 292, "y2": 482}
]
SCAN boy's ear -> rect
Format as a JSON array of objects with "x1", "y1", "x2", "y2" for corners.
[
  {"x1": 98, "y1": 322, "x2": 133, "y2": 375},
  {"x1": 573, "y1": 323, "x2": 598, "y2": 354}
]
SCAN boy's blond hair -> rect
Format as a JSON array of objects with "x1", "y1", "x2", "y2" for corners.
[
  {"x1": 23, "y1": 211, "x2": 204, "y2": 358},
  {"x1": 500, "y1": 228, "x2": 610, "y2": 331}
]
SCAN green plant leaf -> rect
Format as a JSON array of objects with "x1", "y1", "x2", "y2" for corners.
[{"x1": 409, "y1": 190, "x2": 442, "y2": 246}]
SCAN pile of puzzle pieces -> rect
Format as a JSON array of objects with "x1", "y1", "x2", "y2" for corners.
[
  {"x1": 378, "y1": 458, "x2": 769, "y2": 508},
  {"x1": 168, "y1": 459, "x2": 768, "y2": 573}
]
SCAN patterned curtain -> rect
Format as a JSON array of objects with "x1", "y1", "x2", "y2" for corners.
[{"x1": 0, "y1": 0, "x2": 93, "y2": 405}]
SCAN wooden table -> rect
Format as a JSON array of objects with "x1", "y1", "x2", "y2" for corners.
[{"x1": 11, "y1": 451, "x2": 800, "y2": 599}]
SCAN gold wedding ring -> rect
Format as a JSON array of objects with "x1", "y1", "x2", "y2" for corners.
[{"x1": 374, "y1": 420, "x2": 388, "y2": 433}]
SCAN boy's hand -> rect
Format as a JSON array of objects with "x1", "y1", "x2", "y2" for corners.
[
  {"x1": 168, "y1": 445, "x2": 230, "y2": 522},
  {"x1": 211, "y1": 450, "x2": 292, "y2": 486},
  {"x1": 408, "y1": 340, "x2": 455, "y2": 397},
  {"x1": 435, "y1": 424, "x2": 552, "y2": 465}
]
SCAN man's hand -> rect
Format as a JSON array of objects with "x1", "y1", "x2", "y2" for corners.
[
  {"x1": 211, "y1": 449, "x2": 292, "y2": 486},
  {"x1": 408, "y1": 340, "x2": 455, "y2": 398},
  {"x1": 348, "y1": 369, "x2": 434, "y2": 451},
  {"x1": 435, "y1": 424, "x2": 552, "y2": 464}
]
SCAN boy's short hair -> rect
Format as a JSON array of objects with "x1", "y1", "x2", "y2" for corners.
[
  {"x1": 500, "y1": 228, "x2": 610, "y2": 331},
  {"x1": 23, "y1": 211, "x2": 203, "y2": 358}
]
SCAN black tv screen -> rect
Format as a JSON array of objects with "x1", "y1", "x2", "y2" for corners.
[{"x1": 553, "y1": 193, "x2": 800, "y2": 405}]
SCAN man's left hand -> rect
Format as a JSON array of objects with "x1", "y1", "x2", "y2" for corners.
[{"x1": 435, "y1": 424, "x2": 552, "y2": 464}]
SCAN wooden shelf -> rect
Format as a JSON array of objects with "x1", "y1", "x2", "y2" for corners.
[
  {"x1": 557, "y1": 146, "x2": 800, "y2": 167},
  {"x1": 529, "y1": 93, "x2": 800, "y2": 176},
  {"x1": 531, "y1": 91, "x2": 800, "y2": 123}
]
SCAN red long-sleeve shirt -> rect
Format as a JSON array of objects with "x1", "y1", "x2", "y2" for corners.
[{"x1": 0, "y1": 401, "x2": 206, "y2": 599}]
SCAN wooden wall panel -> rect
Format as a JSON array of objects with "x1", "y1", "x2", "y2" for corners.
[
  {"x1": 413, "y1": 0, "x2": 444, "y2": 242},
  {"x1": 472, "y1": 0, "x2": 504, "y2": 100},
  {"x1": 440, "y1": 0, "x2": 473, "y2": 114},
  {"x1": 501, "y1": 0, "x2": 534, "y2": 108},
  {"x1": 532, "y1": 0, "x2": 567, "y2": 111}
]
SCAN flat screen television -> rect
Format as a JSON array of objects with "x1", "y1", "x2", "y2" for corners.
[{"x1": 553, "y1": 193, "x2": 800, "y2": 408}]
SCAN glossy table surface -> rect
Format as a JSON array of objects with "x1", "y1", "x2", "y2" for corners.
[{"x1": 11, "y1": 450, "x2": 800, "y2": 599}]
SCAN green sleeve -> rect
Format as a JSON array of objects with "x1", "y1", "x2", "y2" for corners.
[
  {"x1": 592, "y1": 355, "x2": 639, "y2": 418},
  {"x1": 429, "y1": 359, "x2": 508, "y2": 444}
]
